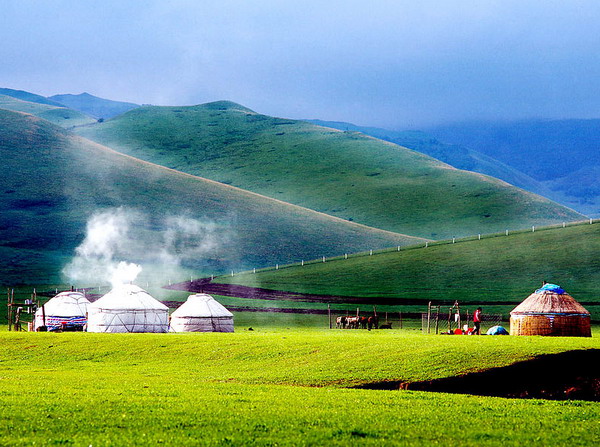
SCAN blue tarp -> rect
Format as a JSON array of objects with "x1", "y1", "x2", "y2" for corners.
[
  {"x1": 486, "y1": 325, "x2": 509, "y2": 335},
  {"x1": 535, "y1": 283, "x2": 565, "y2": 294}
]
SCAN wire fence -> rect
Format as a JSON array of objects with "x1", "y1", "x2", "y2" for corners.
[{"x1": 229, "y1": 218, "x2": 598, "y2": 277}]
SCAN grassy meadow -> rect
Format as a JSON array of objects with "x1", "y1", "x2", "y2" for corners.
[
  {"x1": 0, "y1": 329, "x2": 598, "y2": 446},
  {"x1": 76, "y1": 102, "x2": 582, "y2": 239}
]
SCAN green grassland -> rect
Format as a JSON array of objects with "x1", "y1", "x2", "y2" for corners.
[
  {"x1": 215, "y1": 222, "x2": 600, "y2": 318},
  {"x1": 0, "y1": 94, "x2": 96, "y2": 128},
  {"x1": 76, "y1": 102, "x2": 583, "y2": 240},
  {"x1": 0, "y1": 330, "x2": 598, "y2": 446},
  {"x1": 0, "y1": 108, "x2": 419, "y2": 286}
]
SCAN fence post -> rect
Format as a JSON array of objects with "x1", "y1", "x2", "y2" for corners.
[
  {"x1": 506, "y1": 229, "x2": 509, "y2": 236},
  {"x1": 478, "y1": 233, "x2": 481, "y2": 240}
]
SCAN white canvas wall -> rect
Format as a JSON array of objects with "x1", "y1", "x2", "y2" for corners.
[{"x1": 87, "y1": 284, "x2": 168, "y2": 333}]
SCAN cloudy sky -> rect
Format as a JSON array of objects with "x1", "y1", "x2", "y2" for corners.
[{"x1": 1, "y1": 0, "x2": 599, "y2": 128}]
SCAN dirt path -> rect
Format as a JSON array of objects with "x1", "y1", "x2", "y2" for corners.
[{"x1": 165, "y1": 278, "x2": 520, "y2": 306}]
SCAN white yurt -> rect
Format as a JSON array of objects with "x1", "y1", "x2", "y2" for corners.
[
  {"x1": 170, "y1": 293, "x2": 234, "y2": 332},
  {"x1": 87, "y1": 284, "x2": 168, "y2": 333},
  {"x1": 34, "y1": 291, "x2": 90, "y2": 331}
]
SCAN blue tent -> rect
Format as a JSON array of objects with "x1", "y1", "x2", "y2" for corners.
[{"x1": 486, "y1": 325, "x2": 509, "y2": 335}]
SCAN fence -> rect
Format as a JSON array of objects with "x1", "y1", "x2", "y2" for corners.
[{"x1": 421, "y1": 305, "x2": 504, "y2": 335}]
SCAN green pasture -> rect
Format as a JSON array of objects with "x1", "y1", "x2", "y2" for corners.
[
  {"x1": 76, "y1": 101, "x2": 582, "y2": 240},
  {"x1": 215, "y1": 222, "x2": 600, "y2": 317},
  {"x1": 0, "y1": 330, "x2": 598, "y2": 446}
]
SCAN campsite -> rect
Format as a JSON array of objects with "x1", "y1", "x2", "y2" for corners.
[{"x1": 3, "y1": 2, "x2": 600, "y2": 445}]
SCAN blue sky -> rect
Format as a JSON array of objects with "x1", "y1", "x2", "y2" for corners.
[{"x1": 1, "y1": 0, "x2": 600, "y2": 128}]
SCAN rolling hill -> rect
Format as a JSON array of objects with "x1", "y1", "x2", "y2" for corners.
[
  {"x1": 427, "y1": 120, "x2": 600, "y2": 217},
  {"x1": 76, "y1": 102, "x2": 583, "y2": 240},
  {"x1": 214, "y1": 222, "x2": 600, "y2": 316},
  {"x1": 0, "y1": 87, "x2": 64, "y2": 107},
  {"x1": 0, "y1": 94, "x2": 96, "y2": 128},
  {"x1": 49, "y1": 92, "x2": 140, "y2": 119},
  {"x1": 308, "y1": 119, "x2": 554, "y2": 202},
  {"x1": 0, "y1": 108, "x2": 421, "y2": 285}
]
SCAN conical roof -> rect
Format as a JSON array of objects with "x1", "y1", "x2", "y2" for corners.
[
  {"x1": 90, "y1": 284, "x2": 167, "y2": 311},
  {"x1": 35, "y1": 291, "x2": 90, "y2": 317},
  {"x1": 511, "y1": 285, "x2": 589, "y2": 315},
  {"x1": 171, "y1": 293, "x2": 233, "y2": 318}
]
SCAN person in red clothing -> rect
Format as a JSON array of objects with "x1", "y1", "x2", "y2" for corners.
[{"x1": 473, "y1": 307, "x2": 482, "y2": 335}]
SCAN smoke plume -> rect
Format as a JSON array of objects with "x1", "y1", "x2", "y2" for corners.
[{"x1": 62, "y1": 207, "x2": 227, "y2": 288}]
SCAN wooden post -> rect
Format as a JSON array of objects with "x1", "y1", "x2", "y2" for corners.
[
  {"x1": 7, "y1": 288, "x2": 12, "y2": 332},
  {"x1": 328, "y1": 304, "x2": 331, "y2": 329},
  {"x1": 399, "y1": 311, "x2": 403, "y2": 329},
  {"x1": 435, "y1": 306, "x2": 440, "y2": 335},
  {"x1": 373, "y1": 305, "x2": 377, "y2": 317},
  {"x1": 426, "y1": 301, "x2": 431, "y2": 334},
  {"x1": 356, "y1": 307, "x2": 359, "y2": 317},
  {"x1": 42, "y1": 304, "x2": 46, "y2": 329}
]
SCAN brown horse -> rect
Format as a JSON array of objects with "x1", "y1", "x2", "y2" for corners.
[{"x1": 367, "y1": 316, "x2": 379, "y2": 330}]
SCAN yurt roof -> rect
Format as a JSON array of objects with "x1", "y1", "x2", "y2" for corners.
[
  {"x1": 171, "y1": 293, "x2": 233, "y2": 318},
  {"x1": 90, "y1": 284, "x2": 168, "y2": 311},
  {"x1": 35, "y1": 291, "x2": 90, "y2": 316},
  {"x1": 511, "y1": 284, "x2": 590, "y2": 316}
]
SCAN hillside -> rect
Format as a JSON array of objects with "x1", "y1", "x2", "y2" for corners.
[
  {"x1": 215, "y1": 222, "x2": 600, "y2": 317},
  {"x1": 427, "y1": 120, "x2": 600, "y2": 216},
  {"x1": 50, "y1": 92, "x2": 140, "y2": 119},
  {"x1": 0, "y1": 109, "x2": 420, "y2": 285},
  {"x1": 76, "y1": 102, "x2": 583, "y2": 240},
  {"x1": 0, "y1": 87, "x2": 64, "y2": 107},
  {"x1": 309, "y1": 119, "x2": 554, "y2": 201},
  {"x1": 0, "y1": 94, "x2": 96, "y2": 128}
]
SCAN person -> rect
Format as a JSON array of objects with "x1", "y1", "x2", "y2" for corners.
[{"x1": 473, "y1": 307, "x2": 482, "y2": 335}]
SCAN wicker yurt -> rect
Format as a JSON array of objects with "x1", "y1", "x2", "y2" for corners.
[
  {"x1": 510, "y1": 284, "x2": 591, "y2": 337},
  {"x1": 170, "y1": 294, "x2": 234, "y2": 332}
]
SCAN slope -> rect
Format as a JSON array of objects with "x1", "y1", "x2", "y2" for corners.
[
  {"x1": 309, "y1": 119, "x2": 553, "y2": 200},
  {"x1": 49, "y1": 92, "x2": 140, "y2": 119},
  {"x1": 76, "y1": 102, "x2": 583, "y2": 240},
  {"x1": 215, "y1": 222, "x2": 600, "y2": 309},
  {"x1": 0, "y1": 94, "x2": 96, "y2": 128},
  {"x1": 0, "y1": 87, "x2": 64, "y2": 107},
  {"x1": 427, "y1": 119, "x2": 600, "y2": 216},
  {"x1": 0, "y1": 109, "x2": 419, "y2": 285}
]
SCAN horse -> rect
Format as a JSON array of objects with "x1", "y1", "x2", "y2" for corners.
[
  {"x1": 367, "y1": 316, "x2": 379, "y2": 330},
  {"x1": 359, "y1": 316, "x2": 369, "y2": 329},
  {"x1": 336, "y1": 316, "x2": 347, "y2": 329},
  {"x1": 346, "y1": 316, "x2": 360, "y2": 329}
]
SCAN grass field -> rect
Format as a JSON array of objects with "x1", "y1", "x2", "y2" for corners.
[
  {"x1": 0, "y1": 330, "x2": 598, "y2": 446},
  {"x1": 213, "y1": 222, "x2": 600, "y2": 320},
  {"x1": 76, "y1": 102, "x2": 582, "y2": 239},
  {"x1": 0, "y1": 108, "x2": 419, "y2": 285}
]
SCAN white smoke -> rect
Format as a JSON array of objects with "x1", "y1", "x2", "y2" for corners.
[{"x1": 62, "y1": 207, "x2": 226, "y2": 288}]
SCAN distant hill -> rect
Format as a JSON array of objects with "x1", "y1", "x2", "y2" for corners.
[
  {"x1": 426, "y1": 120, "x2": 600, "y2": 216},
  {"x1": 0, "y1": 108, "x2": 418, "y2": 285},
  {"x1": 309, "y1": 119, "x2": 553, "y2": 201},
  {"x1": 76, "y1": 102, "x2": 583, "y2": 240},
  {"x1": 49, "y1": 92, "x2": 140, "y2": 119},
  {"x1": 0, "y1": 94, "x2": 96, "y2": 128},
  {"x1": 0, "y1": 87, "x2": 64, "y2": 107}
]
